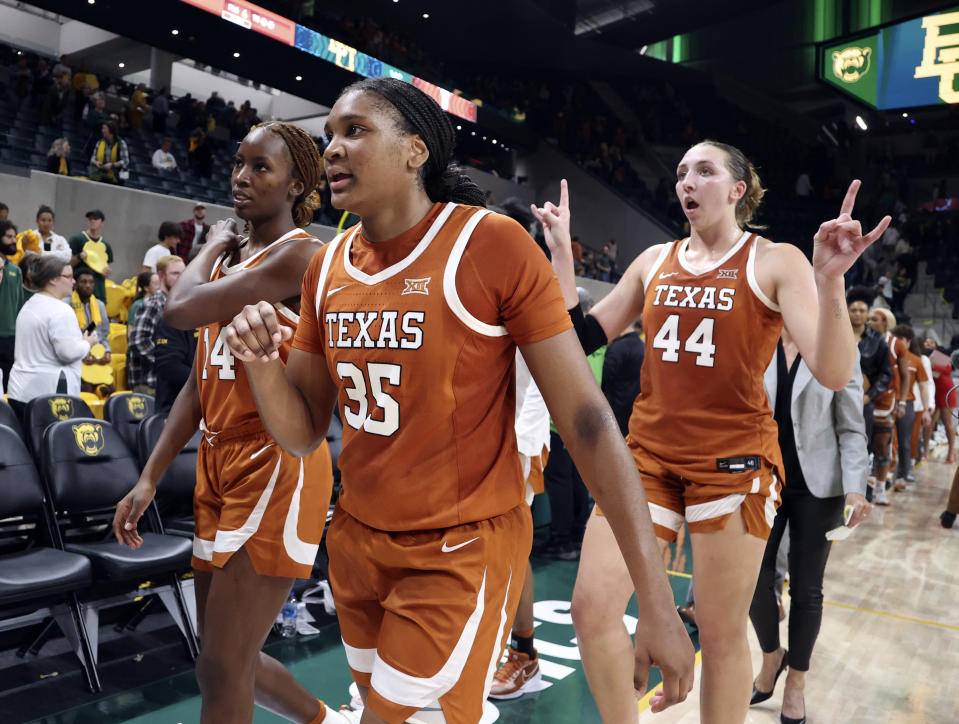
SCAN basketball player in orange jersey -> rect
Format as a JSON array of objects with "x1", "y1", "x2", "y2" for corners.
[
  {"x1": 112, "y1": 122, "x2": 340, "y2": 724},
  {"x1": 221, "y1": 77, "x2": 695, "y2": 724},
  {"x1": 866, "y1": 307, "x2": 911, "y2": 504},
  {"x1": 532, "y1": 141, "x2": 889, "y2": 724}
]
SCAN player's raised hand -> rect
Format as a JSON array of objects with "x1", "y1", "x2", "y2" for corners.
[
  {"x1": 224, "y1": 301, "x2": 292, "y2": 363},
  {"x1": 530, "y1": 179, "x2": 571, "y2": 258},
  {"x1": 633, "y1": 606, "x2": 695, "y2": 712},
  {"x1": 813, "y1": 180, "x2": 890, "y2": 281}
]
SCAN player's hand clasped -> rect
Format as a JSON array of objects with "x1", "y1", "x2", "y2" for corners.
[{"x1": 225, "y1": 302, "x2": 293, "y2": 363}]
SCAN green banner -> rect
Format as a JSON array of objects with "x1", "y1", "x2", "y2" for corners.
[{"x1": 823, "y1": 34, "x2": 879, "y2": 107}]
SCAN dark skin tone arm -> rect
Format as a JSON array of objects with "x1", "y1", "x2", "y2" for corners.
[
  {"x1": 113, "y1": 364, "x2": 201, "y2": 547},
  {"x1": 163, "y1": 219, "x2": 322, "y2": 330}
]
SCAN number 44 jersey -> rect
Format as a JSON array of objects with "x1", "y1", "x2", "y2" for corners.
[
  {"x1": 293, "y1": 202, "x2": 571, "y2": 532},
  {"x1": 628, "y1": 232, "x2": 784, "y2": 483},
  {"x1": 196, "y1": 229, "x2": 317, "y2": 435}
]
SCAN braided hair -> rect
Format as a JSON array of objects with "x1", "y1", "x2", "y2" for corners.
[
  {"x1": 339, "y1": 77, "x2": 486, "y2": 207},
  {"x1": 249, "y1": 121, "x2": 324, "y2": 227}
]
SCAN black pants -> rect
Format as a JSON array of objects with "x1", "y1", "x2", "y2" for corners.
[
  {"x1": 749, "y1": 483, "x2": 844, "y2": 671},
  {"x1": 0, "y1": 335, "x2": 14, "y2": 393},
  {"x1": 543, "y1": 430, "x2": 592, "y2": 544}
]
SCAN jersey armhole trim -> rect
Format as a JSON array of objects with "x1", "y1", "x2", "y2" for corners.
[
  {"x1": 314, "y1": 232, "x2": 346, "y2": 321},
  {"x1": 642, "y1": 242, "x2": 675, "y2": 291},
  {"x1": 746, "y1": 237, "x2": 780, "y2": 312},
  {"x1": 443, "y1": 209, "x2": 508, "y2": 338}
]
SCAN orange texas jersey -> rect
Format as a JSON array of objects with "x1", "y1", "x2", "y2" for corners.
[
  {"x1": 196, "y1": 228, "x2": 318, "y2": 434},
  {"x1": 293, "y1": 202, "x2": 571, "y2": 532},
  {"x1": 629, "y1": 232, "x2": 784, "y2": 482}
]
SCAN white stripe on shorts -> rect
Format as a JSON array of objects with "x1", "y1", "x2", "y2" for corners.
[
  {"x1": 685, "y1": 493, "x2": 747, "y2": 523},
  {"x1": 370, "y1": 570, "x2": 488, "y2": 708},
  {"x1": 649, "y1": 502, "x2": 685, "y2": 531},
  {"x1": 764, "y1": 473, "x2": 780, "y2": 529},
  {"x1": 193, "y1": 537, "x2": 214, "y2": 561},
  {"x1": 343, "y1": 639, "x2": 376, "y2": 674}
]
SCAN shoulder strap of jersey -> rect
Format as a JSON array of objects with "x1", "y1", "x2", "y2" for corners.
[
  {"x1": 442, "y1": 208, "x2": 508, "y2": 338},
  {"x1": 642, "y1": 240, "x2": 677, "y2": 291}
]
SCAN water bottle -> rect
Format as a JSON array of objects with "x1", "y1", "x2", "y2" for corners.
[{"x1": 280, "y1": 590, "x2": 297, "y2": 638}]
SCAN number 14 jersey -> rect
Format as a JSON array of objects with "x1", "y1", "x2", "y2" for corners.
[
  {"x1": 629, "y1": 231, "x2": 784, "y2": 483},
  {"x1": 196, "y1": 229, "x2": 317, "y2": 435}
]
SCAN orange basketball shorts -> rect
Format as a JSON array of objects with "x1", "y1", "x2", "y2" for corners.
[
  {"x1": 192, "y1": 423, "x2": 333, "y2": 578},
  {"x1": 599, "y1": 444, "x2": 781, "y2": 542},
  {"x1": 327, "y1": 503, "x2": 532, "y2": 724}
]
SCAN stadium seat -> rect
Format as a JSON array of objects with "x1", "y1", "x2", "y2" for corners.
[
  {"x1": 0, "y1": 398, "x2": 24, "y2": 441},
  {"x1": 104, "y1": 392, "x2": 155, "y2": 452},
  {"x1": 40, "y1": 419, "x2": 199, "y2": 661},
  {"x1": 110, "y1": 353, "x2": 128, "y2": 391},
  {"x1": 137, "y1": 414, "x2": 200, "y2": 537},
  {"x1": 108, "y1": 324, "x2": 127, "y2": 355},
  {"x1": 0, "y1": 425, "x2": 100, "y2": 693},
  {"x1": 23, "y1": 394, "x2": 94, "y2": 461}
]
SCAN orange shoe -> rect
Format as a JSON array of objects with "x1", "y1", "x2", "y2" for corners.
[{"x1": 488, "y1": 647, "x2": 541, "y2": 700}]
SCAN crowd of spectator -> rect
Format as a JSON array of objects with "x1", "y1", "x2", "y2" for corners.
[{"x1": 0, "y1": 199, "x2": 212, "y2": 414}]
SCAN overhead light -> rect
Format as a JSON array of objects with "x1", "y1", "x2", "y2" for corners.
[
  {"x1": 855, "y1": 115, "x2": 867, "y2": 131},
  {"x1": 87, "y1": 0, "x2": 95, "y2": 4},
  {"x1": 172, "y1": 29, "x2": 179, "y2": 35},
  {"x1": 471, "y1": 131, "x2": 475, "y2": 136},
  {"x1": 492, "y1": 139, "x2": 497, "y2": 144},
  {"x1": 422, "y1": 13, "x2": 429, "y2": 18},
  {"x1": 456, "y1": 125, "x2": 461, "y2": 130},
  {"x1": 233, "y1": 52, "x2": 240, "y2": 58},
  {"x1": 118, "y1": 62, "x2": 125, "y2": 68},
  {"x1": 902, "y1": 112, "x2": 908, "y2": 118},
  {"x1": 482, "y1": 136, "x2": 487, "y2": 140},
  {"x1": 639, "y1": 45, "x2": 648, "y2": 55},
  {"x1": 295, "y1": 75, "x2": 303, "y2": 81}
]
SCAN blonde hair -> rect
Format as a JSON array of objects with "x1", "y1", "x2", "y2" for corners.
[
  {"x1": 870, "y1": 307, "x2": 896, "y2": 331},
  {"x1": 697, "y1": 140, "x2": 766, "y2": 229},
  {"x1": 156, "y1": 255, "x2": 182, "y2": 275}
]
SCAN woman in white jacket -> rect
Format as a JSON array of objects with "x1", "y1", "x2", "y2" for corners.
[{"x1": 7, "y1": 255, "x2": 97, "y2": 418}]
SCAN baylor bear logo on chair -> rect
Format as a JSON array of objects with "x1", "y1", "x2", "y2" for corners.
[
  {"x1": 48, "y1": 397, "x2": 75, "y2": 421},
  {"x1": 72, "y1": 422, "x2": 106, "y2": 456},
  {"x1": 126, "y1": 396, "x2": 147, "y2": 419},
  {"x1": 832, "y1": 47, "x2": 871, "y2": 83}
]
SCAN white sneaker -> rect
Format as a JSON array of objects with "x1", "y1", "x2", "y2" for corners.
[
  {"x1": 873, "y1": 484, "x2": 890, "y2": 506},
  {"x1": 348, "y1": 681, "x2": 364, "y2": 711}
]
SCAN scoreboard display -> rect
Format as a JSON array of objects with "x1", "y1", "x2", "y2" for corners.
[
  {"x1": 178, "y1": 0, "x2": 478, "y2": 122},
  {"x1": 821, "y1": 6, "x2": 959, "y2": 110}
]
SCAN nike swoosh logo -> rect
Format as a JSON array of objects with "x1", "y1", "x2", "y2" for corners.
[
  {"x1": 250, "y1": 443, "x2": 275, "y2": 460},
  {"x1": 327, "y1": 284, "x2": 349, "y2": 297},
  {"x1": 441, "y1": 536, "x2": 480, "y2": 553},
  {"x1": 659, "y1": 272, "x2": 678, "y2": 279}
]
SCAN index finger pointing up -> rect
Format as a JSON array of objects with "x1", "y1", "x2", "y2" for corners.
[
  {"x1": 560, "y1": 178, "x2": 569, "y2": 212},
  {"x1": 840, "y1": 179, "x2": 861, "y2": 218}
]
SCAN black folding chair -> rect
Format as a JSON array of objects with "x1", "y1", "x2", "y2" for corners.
[
  {"x1": 104, "y1": 392, "x2": 155, "y2": 454},
  {"x1": 0, "y1": 425, "x2": 100, "y2": 693},
  {"x1": 40, "y1": 418, "x2": 199, "y2": 664}
]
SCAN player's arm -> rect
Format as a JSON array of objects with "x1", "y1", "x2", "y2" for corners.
[
  {"x1": 113, "y1": 364, "x2": 202, "y2": 549},
  {"x1": 895, "y1": 346, "x2": 911, "y2": 411},
  {"x1": 768, "y1": 181, "x2": 889, "y2": 391},
  {"x1": 164, "y1": 219, "x2": 321, "y2": 329},
  {"x1": 223, "y1": 303, "x2": 336, "y2": 457},
  {"x1": 521, "y1": 330, "x2": 695, "y2": 708},
  {"x1": 531, "y1": 179, "x2": 651, "y2": 348}
]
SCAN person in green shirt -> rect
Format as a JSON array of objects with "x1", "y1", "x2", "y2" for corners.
[
  {"x1": 0, "y1": 220, "x2": 26, "y2": 390},
  {"x1": 68, "y1": 208, "x2": 113, "y2": 302}
]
